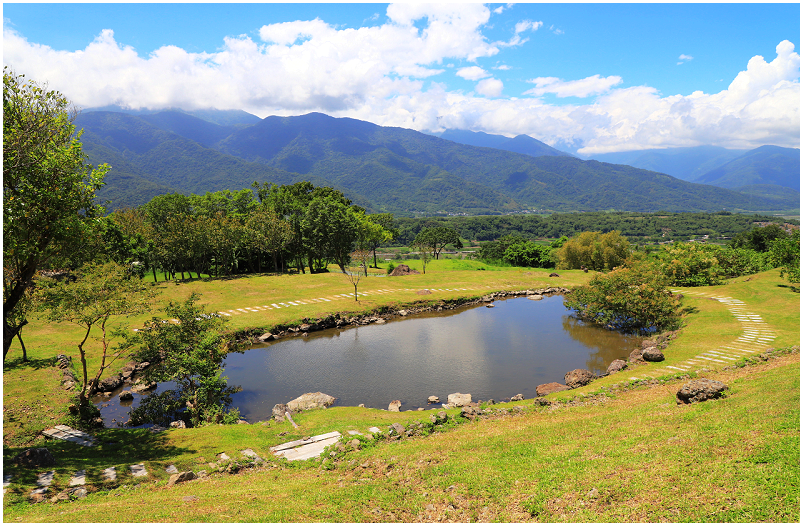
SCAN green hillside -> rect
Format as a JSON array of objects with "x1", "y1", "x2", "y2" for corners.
[{"x1": 696, "y1": 145, "x2": 800, "y2": 192}]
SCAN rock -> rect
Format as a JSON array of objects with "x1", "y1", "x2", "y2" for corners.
[
  {"x1": 676, "y1": 379, "x2": 728, "y2": 405},
  {"x1": 529, "y1": 295, "x2": 543, "y2": 301},
  {"x1": 170, "y1": 420, "x2": 186, "y2": 429},
  {"x1": 447, "y1": 393, "x2": 472, "y2": 407},
  {"x1": 510, "y1": 394, "x2": 524, "y2": 402},
  {"x1": 460, "y1": 403, "x2": 482, "y2": 418},
  {"x1": 607, "y1": 359, "x2": 628, "y2": 374},
  {"x1": 121, "y1": 363, "x2": 137, "y2": 380},
  {"x1": 398, "y1": 310, "x2": 408, "y2": 316},
  {"x1": 70, "y1": 487, "x2": 88, "y2": 499},
  {"x1": 13, "y1": 448, "x2": 55, "y2": 468},
  {"x1": 134, "y1": 362, "x2": 150, "y2": 372},
  {"x1": 535, "y1": 382, "x2": 570, "y2": 397},
  {"x1": 388, "y1": 400, "x2": 402, "y2": 412},
  {"x1": 486, "y1": 303, "x2": 495, "y2": 308},
  {"x1": 640, "y1": 339, "x2": 656, "y2": 349},
  {"x1": 286, "y1": 392, "x2": 336, "y2": 412},
  {"x1": 416, "y1": 289, "x2": 432, "y2": 295},
  {"x1": 533, "y1": 397, "x2": 551, "y2": 406},
  {"x1": 236, "y1": 419, "x2": 249, "y2": 425},
  {"x1": 349, "y1": 439, "x2": 361, "y2": 449},
  {"x1": 168, "y1": 471, "x2": 196, "y2": 486},
  {"x1": 642, "y1": 347, "x2": 665, "y2": 362},
  {"x1": 119, "y1": 391, "x2": 134, "y2": 401},
  {"x1": 427, "y1": 395, "x2": 440, "y2": 404},
  {"x1": 389, "y1": 264, "x2": 420, "y2": 276},
  {"x1": 96, "y1": 375, "x2": 123, "y2": 392},
  {"x1": 272, "y1": 403, "x2": 289, "y2": 420},
  {"x1": 258, "y1": 332, "x2": 275, "y2": 342},
  {"x1": 564, "y1": 369, "x2": 595, "y2": 388},
  {"x1": 56, "y1": 354, "x2": 72, "y2": 369},
  {"x1": 375, "y1": 318, "x2": 386, "y2": 325},
  {"x1": 629, "y1": 348, "x2": 645, "y2": 363},
  {"x1": 131, "y1": 381, "x2": 157, "y2": 393},
  {"x1": 389, "y1": 423, "x2": 405, "y2": 436},
  {"x1": 549, "y1": 273, "x2": 560, "y2": 278}
]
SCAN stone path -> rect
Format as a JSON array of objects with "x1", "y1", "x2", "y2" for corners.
[
  {"x1": 625, "y1": 290, "x2": 776, "y2": 382},
  {"x1": 215, "y1": 287, "x2": 475, "y2": 317},
  {"x1": 271, "y1": 431, "x2": 343, "y2": 461},
  {"x1": 42, "y1": 425, "x2": 96, "y2": 447}
]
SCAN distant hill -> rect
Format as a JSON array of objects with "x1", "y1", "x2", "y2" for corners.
[
  {"x1": 76, "y1": 110, "x2": 800, "y2": 214},
  {"x1": 588, "y1": 145, "x2": 746, "y2": 181},
  {"x1": 694, "y1": 145, "x2": 800, "y2": 192},
  {"x1": 434, "y1": 129, "x2": 571, "y2": 158},
  {"x1": 83, "y1": 105, "x2": 261, "y2": 127}
]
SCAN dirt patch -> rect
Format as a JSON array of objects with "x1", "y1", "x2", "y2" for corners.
[{"x1": 389, "y1": 264, "x2": 420, "y2": 276}]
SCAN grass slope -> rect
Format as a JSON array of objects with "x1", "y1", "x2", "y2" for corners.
[{"x1": 3, "y1": 266, "x2": 799, "y2": 522}]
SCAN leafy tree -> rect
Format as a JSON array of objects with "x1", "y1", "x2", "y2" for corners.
[
  {"x1": 657, "y1": 242, "x2": 723, "y2": 287},
  {"x1": 3, "y1": 67, "x2": 109, "y2": 357},
  {"x1": 245, "y1": 204, "x2": 293, "y2": 273},
  {"x1": 344, "y1": 249, "x2": 370, "y2": 301},
  {"x1": 122, "y1": 294, "x2": 241, "y2": 427},
  {"x1": 364, "y1": 213, "x2": 398, "y2": 267},
  {"x1": 303, "y1": 193, "x2": 359, "y2": 272},
  {"x1": 564, "y1": 261, "x2": 685, "y2": 334},
  {"x1": 414, "y1": 226, "x2": 463, "y2": 260},
  {"x1": 478, "y1": 234, "x2": 527, "y2": 262},
  {"x1": 768, "y1": 230, "x2": 800, "y2": 289},
  {"x1": 731, "y1": 224, "x2": 789, "y2": 252},
  {"x1": 503, "y1": 241, "x2": 554, "y2": 268},
  {"x1": 36, "y1": 262, "x2": 156, "y2": 411},
  {"x1": 555, "y1": 231, "x2": 630, "y2": 271}
]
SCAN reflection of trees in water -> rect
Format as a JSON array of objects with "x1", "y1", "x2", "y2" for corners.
[{"x1": 561, "y1": 315, "x2": 642, "y2": 373}]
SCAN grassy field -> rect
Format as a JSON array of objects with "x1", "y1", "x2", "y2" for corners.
[{"x1": 3, "y1": 263, "x2": 799, "y2": 521}]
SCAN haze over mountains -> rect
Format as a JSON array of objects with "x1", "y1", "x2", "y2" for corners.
[{"x1": 77, "y1": 107, "x2": 800, "y2": 215}]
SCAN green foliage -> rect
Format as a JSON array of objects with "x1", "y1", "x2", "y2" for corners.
[
  {"x1": 555, "y1": 231, "x2": 630, "y2": 271},
  {"x1": 502, "y1": 241, "x2": 554, "y2": 268},
  {"x1": 477, "y1": 234, "x2": 527, "y2": 261},
  {"x1": 768, "y1": 230, "x2": 800, "y2": 288},
  {"x1": 122, "y1": 293, "x2": 241, "y2": 427},
  {"x1": 564, "y1": 261, "x2": 684, "y2": 334},
  {"x1": 3, "y1": 67, "x2": 109, "y2": 358},
  {"x1": 731, "y1": 224, "x2": 790, "y2": 252},
  {"x1": 413, "y1": 226, "x2": 463, "y2": 260},
  {"x1": 657, "y1": 242, "x2": 723, "y2": 286}
]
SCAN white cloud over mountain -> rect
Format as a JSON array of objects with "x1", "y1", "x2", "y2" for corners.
[{"x1": 3, "y1": 4, "x2": 799, "y2": 154}]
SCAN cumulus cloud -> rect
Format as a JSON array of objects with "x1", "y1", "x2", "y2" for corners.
[
  {"x1": 677, "y1": 53, "x2": 694, "y2": 65},
  {"x1": 4, "y1": 6, "x2": 799, "y2": 155},
  {"x1": 523, "y1": 74, "x2": 623, "y2": 97}
]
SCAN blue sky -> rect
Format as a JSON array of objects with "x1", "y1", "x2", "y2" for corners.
[{"x1": 4, "y1": 3, "x2": 800, "y2": 154}]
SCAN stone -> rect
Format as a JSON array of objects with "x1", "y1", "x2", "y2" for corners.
[
  {"x1": 642, "y1": 347, "x2": 665, "y2": 362},
  {"x1": 102, "y1": 466, "x2": 117, "y2": 481},
  {"x1": 119, "y1": 391, "x2": 134, "y2": 401},
  {"x1": 437, "y1": 411, "x2": 448, "y2": 422},
  {"x1": 131, "y1": 381, "x2": 157, "y2": 393},
  {"x1": 272, "y1": 403, "x2": 289, "y2": 420},
  {"x1": 358, "y1": 403, "x2": 365, "y2": 407},
  {"x1": 460, "y1": 404, "x2": 481, "y2": 418},
  {"x1": 130, "y1": 463, "x2": 148, "y2": 477},
  {"x1": 134, "y1": 361, "x2": 150, "y2": 372},
  {"x1": 533, "y1": 397, "x2": 551, "y2": 406},
  {"x1": 549, "y1": 273, "x2": 560, "y2": 278},
  {"x1": 529, "y1": 295, "x2": 544, "y2": 301},
  {"x1": 398, "y1": 310, "x2": 408, "y2": 316},
  {"x1": 564, "y1": 369, "x2": 595, "y2": 388},
  {"x1": 389, "y1": 423, "x2": 406, "y2": 436},
  {"x1": 535, "y1": 382, "x2": 570, "y2": 397},
  {"x1": 606, "y1": 359, "x2": 628, "y2": 374},
  {"x1": 447, "y1": 393, "x2": 472, "y2": 407},
  {"x1": 37, "y1": 471, "x2": 55, "y2": 486},
  {"x1": 29, "y1": 487, "x2": 48, "y2": 503},
  {"x1": 388, "y1": 400, "x2": 402, "y2": 412},
  {"x1": 676, "y1": 378, "x2": 728, "y2": 405},
  {"x1": 70, "y1": 487, "x2": 88, "y2": 499},
  {"x1": 287, "y1": 392, "x2": 336, "y2": 412},
  {"x1": 258, "y1": 332, "x2": 275, "y2": 342},
  {"x1": 417, "y1": 289, "x2": 432, "y2": 295},
  {"x1": 241, "y1": 449, "x2": 263, "y2": 462},
  {"x1": 170, "y1": 420, "x2": 186, "y2": 429},
  {"x1": 368, "y1": 427, "x2": 382, "y2": 434},
  {"x1": 237, "y1": 419, "x2": 249, "y2": 425},
  {"x1": 69, "y1": 470, "x2": 86, "y2": 486},
  {"x1": 510, "y1": 393, "x2": 524, "y2": 402},
  {"x1": 13, "y1": 448, "x2": 55, "y2": 467},
  {"x1": 375, "y1": 318, "x2": 386, "y2": 325},
  {"x1": 166, "y1": 465, "x2": 179, "y2": 474},
  {"x1": 183, "y1": 495, "x2": 199, "y2": 502},
  {"x1": 218, "y1": 453, "x2": 230, "y2": 460},
  {"x1": 96, "y1": 375, "x2": 123, "y2": 392},
  {"x1": 43, "y1": 425, "x2": 96, "y2": 447},
  {"x1": 168, "y1": 471, "x2": 196, "y2": 486},
  {"x1": 427, "y1": 395, "x2": 440, "y2": 404},
  {"x1": 486, "y1": 303, "x2": 495, "y2": 308},
  {"x1": 349, "y1": 439, "x2": 361, "y2": 449},
  {"x1": 629, "y1": 348, "x2": 645, "y2": 363}
]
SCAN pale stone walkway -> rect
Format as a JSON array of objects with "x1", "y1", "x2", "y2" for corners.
[
  {"x1": 625, "y1": 290, "x2": 777, "y2": 382},
  {"x1": 215, "y1": 287, "x2": 475, "y2": 317}
]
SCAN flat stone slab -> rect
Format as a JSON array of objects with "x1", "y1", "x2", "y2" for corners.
[
  {"x1": 102, "y1": 466, "x2": 117, "y2": 481},
  {"x1": 241, "y1": 449, "x2": 263, "y2": 462},
  {"x1": 218, "y1": 453, "x2": 230, "y2": 461},
  {"x1": 37, "y1": 471, "x2": 55, "y2": 486},
  {"x1": 270, "y1": 431, "x2": 341, "y2": 453},
  {"x1": 42, "y1": 425, "x2": 96, "y2": 447},
  {"x1": 347, "y1": 430, "x2": 363, "y2": 436},
  {"x1": 3, "y1": 474, "x2": 12, "y2": 487},
  {"x1": 165, "y1": 465, "x2": 178, "y2": 474},
  {"x1": 69, "y1": 470, "x2": 86, "y2": 486},
  {"x1": 130, "y1": 464, "x2": 148, "y2": 477},
  {"x1": 368, "y1": 427, "x2": 382, "y2": 434}
]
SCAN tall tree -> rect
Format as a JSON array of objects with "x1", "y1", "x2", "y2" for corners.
[
  {"x1": 363, "y1": 213, "x2": 397, "y2": 268},
  {"x1": 414, "y1": 226, "x2": 463, "y2": 260},
  {"x1": 3, "y1": 67, "x2": 109, "y2": 357}
]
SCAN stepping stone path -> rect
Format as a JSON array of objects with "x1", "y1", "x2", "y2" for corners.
[
  {"x1": 165, "y1": 465, "x2": 178, "y2": 474},
  {"x1": 130, "y1": 464, "x2": 148, "y2": 477},
  {"x1": 218, "y1": 453, "x2": 230, "y2": 461},
  {"x1": 215, "y1": 288, "x2": 475, "y2": 317},
  {"x1": 623, "y1": 290, "x2": 777, "y2": 383},
  {"x1": 69, "y1": 470, "x2": 86, "y2": 486},
  {"x1": 102, "y1": 466, "x2": 117, "y2": 481},
  {"x1": 42, "y1": 425, "x2": 96, "y2": 447},
  {"x1": 37, "y1": 471, "x2": 55, "y2": 487},
  {"x1": 271, "y1": 431, "x2": 343, "y2": 461}
]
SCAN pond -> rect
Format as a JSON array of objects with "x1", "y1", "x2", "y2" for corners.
[{"x1": 93, "y1": 294, "x2": 642, "y2": 427}]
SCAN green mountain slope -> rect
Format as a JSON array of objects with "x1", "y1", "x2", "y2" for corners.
[
  {"x1": 695, "y1": 145, "x2": 800, "y2": 192},
  {"x1": 589, "y1": 145, "x2": 745, "y2": 181}
]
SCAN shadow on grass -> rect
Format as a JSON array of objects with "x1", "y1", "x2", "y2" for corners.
[
  {"x1": 2, "y1": 356, "x2": 56, "y2": 372},
  {"x1": 2, "y1": 428, "x2": 196, "y2": 488}
]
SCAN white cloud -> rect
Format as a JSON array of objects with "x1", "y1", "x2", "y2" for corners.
[
  {"x1": 679, "y1": 54, "x2": 694, "y2": 61},
  {"x1": 457, "y1": 66, "x2": 490, "y2": 81},
  {"x1": 4, "y1": 8, "x2": 799, "y2": 156},
  {"x1": 524, "y1": 74, "x2": 623, "y2": 97},
  {"x1": 514, "y1": 20, "x2": 543, "y2": 34},
  {"x1": 475, "y1": 78, "x2": 504, "y2": 97},
  {"x1": 494, "y1": 64, "x2": 512, "y2": 71}
]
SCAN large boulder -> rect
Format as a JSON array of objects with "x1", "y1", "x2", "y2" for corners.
[
  {"x1": 96, "y1": 375, "x2": 123, "y2": 393},
  {"x1": 271, "y1": 403, "x2": 289, "y2": 420},
  {"x1": 676, "y1": 379, "x2": 728, "y2": 405},
  {"x1": 447, "y1": 393, "x2": 472, "y2": 407},
  {"x1": 535, "y1": 382, "x2": 569, "y2": 396},
  {"x1": 389, "y1": 264, "x2": 420, "y2": 276},
  {"x1": 286, "y1": 392, "x2": 336, "y2": 412},
  {"x1": 629, "y1": 348, "x2": 646, "y2": 363},
  {"x1": 14, "y1": 448, "x2": 56, "y2": 467},
  {"x1": 388, "y1": 400, "x2": 402, "y2": 412},
  {"x1": 606, "y1": 359, "x2": 627, "y2": 374},
  {"x1": 642, "y1": 347, "x2": 665, "y2": 362},
  {"x1": 564, "y1": 369, "x2": 595, "y2": 389},
  {"x1": 168, "y1": 471, "x2": 196, "y2": 486}
]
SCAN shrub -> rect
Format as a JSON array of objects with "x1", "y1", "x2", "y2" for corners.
[
  {"x1": 564, "y1": 261, "x2": 684, "y2": 334},
  {"x1": 555, "y1": 231, "x2": 630, "y2": 271},
  {"x1": 768, "y1": 230, "x2": 800, "y2": 288},
  {"x1": 657, "y1": 242, "x2": 722, "y2": 286},
  {"x1": 502, "y1": 241, "x2": 554, "y2": 268}
]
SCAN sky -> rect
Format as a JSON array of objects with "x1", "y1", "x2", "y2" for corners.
[{"x1": 3, "y1": 3, "x2": 800, "y2": 155}]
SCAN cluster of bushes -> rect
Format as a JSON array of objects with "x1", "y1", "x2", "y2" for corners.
[{"x1": 478, "y1": 234, "x2": 567, "y2": 268}]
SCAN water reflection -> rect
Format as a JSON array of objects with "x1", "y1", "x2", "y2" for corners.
[{"x1": 94, "y1": 295, "x2": 642, "y2": 425}]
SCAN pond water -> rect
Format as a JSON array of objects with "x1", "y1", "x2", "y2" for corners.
[{"x1": 93, "y1": 294, "x2": 641, "y2": 426}]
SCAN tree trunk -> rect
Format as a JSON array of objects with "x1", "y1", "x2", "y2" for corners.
[
  {"x1": 152, "y1": 266, "x2": 158, "y2": 282},
  {"x1": 17, "y1": 330, "x2": 28, "y2": 362}
]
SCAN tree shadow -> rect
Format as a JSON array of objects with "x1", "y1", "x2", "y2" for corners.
[{"x1": 3, "y1": 356, "x2": 56, "y2": 372}]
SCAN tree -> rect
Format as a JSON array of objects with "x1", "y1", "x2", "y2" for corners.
[
  {"x1": 414, "y1": 226, "x2": 463, "y2": 260},
  {"x1": 344, "y1": 249, "x2": 370, "y2": 301},
  {"x1": 413, "y1": 237, "x2": 434, "y2": 274},
  {"x1": 364, "y1": 213, "x2": 398, "y2": 268},
  {"x1": 768, "y1": 230, "x2": 800, "y2": 289},
  {"x1": 3, "y1": 67, "x2": 109, "y2": 357},
  {"x1": 122, "y1": 294, "x2": 241, "y2": 427},
  {"x1": 37, "y1": 262, "x2": 157, "y2": 411},
  {"x1": 245, "y1": 204, "x2": 293, "y2": 273},
  {"x1": 555, "y1": 231, "x2": 630, "y2": 271}
]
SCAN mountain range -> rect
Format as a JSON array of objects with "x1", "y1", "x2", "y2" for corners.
[{"x1": 76, "y1": 107, "x2": 800, "y2": 214}]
